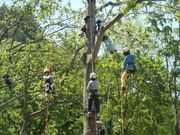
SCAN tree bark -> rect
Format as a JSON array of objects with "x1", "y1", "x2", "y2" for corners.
[
  {"x1": 174, "y1": 22, "x2": 180, "y2": 135},
  {"x1": 20, "y1": 46, "x2": 31, "y2": 135},
  {"x1": 83, "y1": 0, "x2": 97, "y2": 135}
]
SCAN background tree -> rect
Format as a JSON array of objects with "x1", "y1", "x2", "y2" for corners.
[
  {"x1": 0, "y1": 4, "x2": 41, "y2": 43},
  {"x1": 0, "y1": 0, "x2": 179, "y2": 135}
]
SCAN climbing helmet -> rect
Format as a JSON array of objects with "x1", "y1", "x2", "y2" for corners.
[
  {"x1": 122, "y1": 47, "x2": 130, "y2": 54},
  {"x1": 90, "y1": 72, "x2": 97, "y2": 79}
]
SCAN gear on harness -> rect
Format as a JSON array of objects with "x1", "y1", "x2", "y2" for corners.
[
  {"x1": 87, "y1": 72, "x2": 100, "y2": 118},
  {"x1": 120, "y1": 47, "x2": 136, "y2": 96},
  {"x1": 43, "y1": 66, "x2": 55, "y2": 96}
]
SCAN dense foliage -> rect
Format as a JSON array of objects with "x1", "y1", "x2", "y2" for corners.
[{"x1": 0, "y1": 0, "x2": 179, "y2": 134}]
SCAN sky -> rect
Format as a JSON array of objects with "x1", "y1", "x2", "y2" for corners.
[
  {"x1": 62, "y1": 0, "x2": 84, "y2": 9},
  {"x1": 0, "y1": 0, "x2": 84, "y2": 9}
]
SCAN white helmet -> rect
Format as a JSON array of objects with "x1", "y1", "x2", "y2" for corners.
[
  {"x1": 96, "y1": 120, "x2": 102, "y2": 125},
  {"x1": 90, "y1": 72, "x2": 97, "y2": 79},
  {"x1": 122, "y1": 47, "x2": 130, "y2": 54},
  {"x1": 44, "y1": 68, "x2": 50, "y2": 73}
]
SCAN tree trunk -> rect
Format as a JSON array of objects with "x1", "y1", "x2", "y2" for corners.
[
  {"x1": 20, "y1": 76, "x2": 29, "y2": 134},
  {"x1": 20, "y1": 46, "x2": 31, "y2": 135},
  {"x1": 173, "y1": 64, "x2": 180, "y2": 135},
  {"x1": 175, "y1": 109, "x2": 180, "y2": 135},
  {"x1": 174, "y1": 22, "x2": 180, "y2": 135},
  {"x1": 83, "y1": 0, "x2": 97, "y2": 135},
  {"x1": 173, "y1": 21, "x2": 180, "y2": 135}
]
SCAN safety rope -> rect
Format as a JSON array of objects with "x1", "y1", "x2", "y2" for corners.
[
  {"x1": 47, "y1": 44, "x2": 54, "y2": 72},
  {"x1": 45, "y1": 99, "x2": 50, "y2": 135},
  {"x1": 44, "y1": 44, "x2": 55, "y2": 131},
  {"x1": 89, "y1": 0, "x2": 94, "y2": 72},
  {"x1": 120, "y1": 91, "x2": 128, "y2": 135},
  {"x1": 106, "y1": 88, "x2": 110, "y2": 126},
  {"x1": 121, "y1": 98, "x2": 125, "y2": 135},
  {"x1": 93, "y1": 100, "x2": 97, "y2": 129},
  {"x1": 6, "y1": 41, "x2": 13, "y2": 74}
]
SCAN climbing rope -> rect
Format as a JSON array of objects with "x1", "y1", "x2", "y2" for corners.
[
  {"x1": 43, "y1": 44, "x2": 55, "y2": 133},
  {"x1": 47, "y1": 44, "x2": 54, "y2": 72},
  {"x1": 89, "y1": 0, "x2": 95, "y2": 72},
  {"x1": 121, "y1": 98, "x2": 125, "y2": 135},
  {"x1": 45, "y1": 98, "x2": 50, "y2": 135}
]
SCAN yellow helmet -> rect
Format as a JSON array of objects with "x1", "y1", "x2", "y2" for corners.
[{"x1": 44, "y1": 68, "x2": 49, "y2": 73}]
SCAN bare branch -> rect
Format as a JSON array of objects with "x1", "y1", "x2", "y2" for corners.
[
  {"x1": 97, "y1": 1, "x2": 124, "y2": 12},
  {"x1": 60, "y1": 45, "x2": 84, "y2": 86},
  {"x1": 30, "y1": 98, "x2": 57, "y2": 117},
  {"x1": 93, "y1": 0, "x2": 145, "y2": 59},
  {"x1": 104, "y1": 0, "x2": 145, "y2": 32}
]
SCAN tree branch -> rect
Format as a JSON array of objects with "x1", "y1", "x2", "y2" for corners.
[
  {"x1": 0, "y1": 93, "x2": 24, "y2": 109},
  {"x1": 29, "y1": 97, "x2": 57, "y2": 117},
  {"x1": 60, "y1": 45, "x2": 84, "y2": 86},
  {"x1": 93, "y1": 0, "x2": 145, "y2": 59},
  {"x1": 97, "y1": 1, "x2": 124, "y2": 12}
]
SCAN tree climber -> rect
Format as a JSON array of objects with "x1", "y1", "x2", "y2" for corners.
[
  {"x1": 96, "y1": 20, "x2": 104, "y2": 32},
  {"x1": 96, "y1": 19, "x2": 117, "y2": 54},
  {"x1": 3, "y1": 72, "x2": 12, "y2": 90},
  {"x1": 120, "y1": 47, "x2": 136, "y2": 95},
  {"x1": 96, "y1": 120, "x2": 105, "y2": 135},
  {"x1": 79, "y1": 16, "x2": 90, "y2": 37},
  {"x1": 79, "y1": 25, "x2": 87, "y2": 37},
  {"x1": 87, "y1": 72, "x2": 100, "y2": 118},
  {"x1": 43, "y1": 67, "x2": 55, "y2": 96},
  {"x1": 102, "y1": 35, "x2": 117, "y2": 54}
]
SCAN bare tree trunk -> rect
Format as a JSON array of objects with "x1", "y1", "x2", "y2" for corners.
[
  {"x1": 20, "y1": 46, "x2": 31, "y2": 135},
  {"x1": 83, "y1": 0, "x2": 97, "y2": 135}
]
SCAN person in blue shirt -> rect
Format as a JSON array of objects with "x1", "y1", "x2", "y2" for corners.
[{"x1": 121, "y1": 47, "x2": 136, "y2": 96}]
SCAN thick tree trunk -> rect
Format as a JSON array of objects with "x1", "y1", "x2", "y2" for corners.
[{"x1": 83, "y1": 0, "x2": 97, "y2": 135}]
